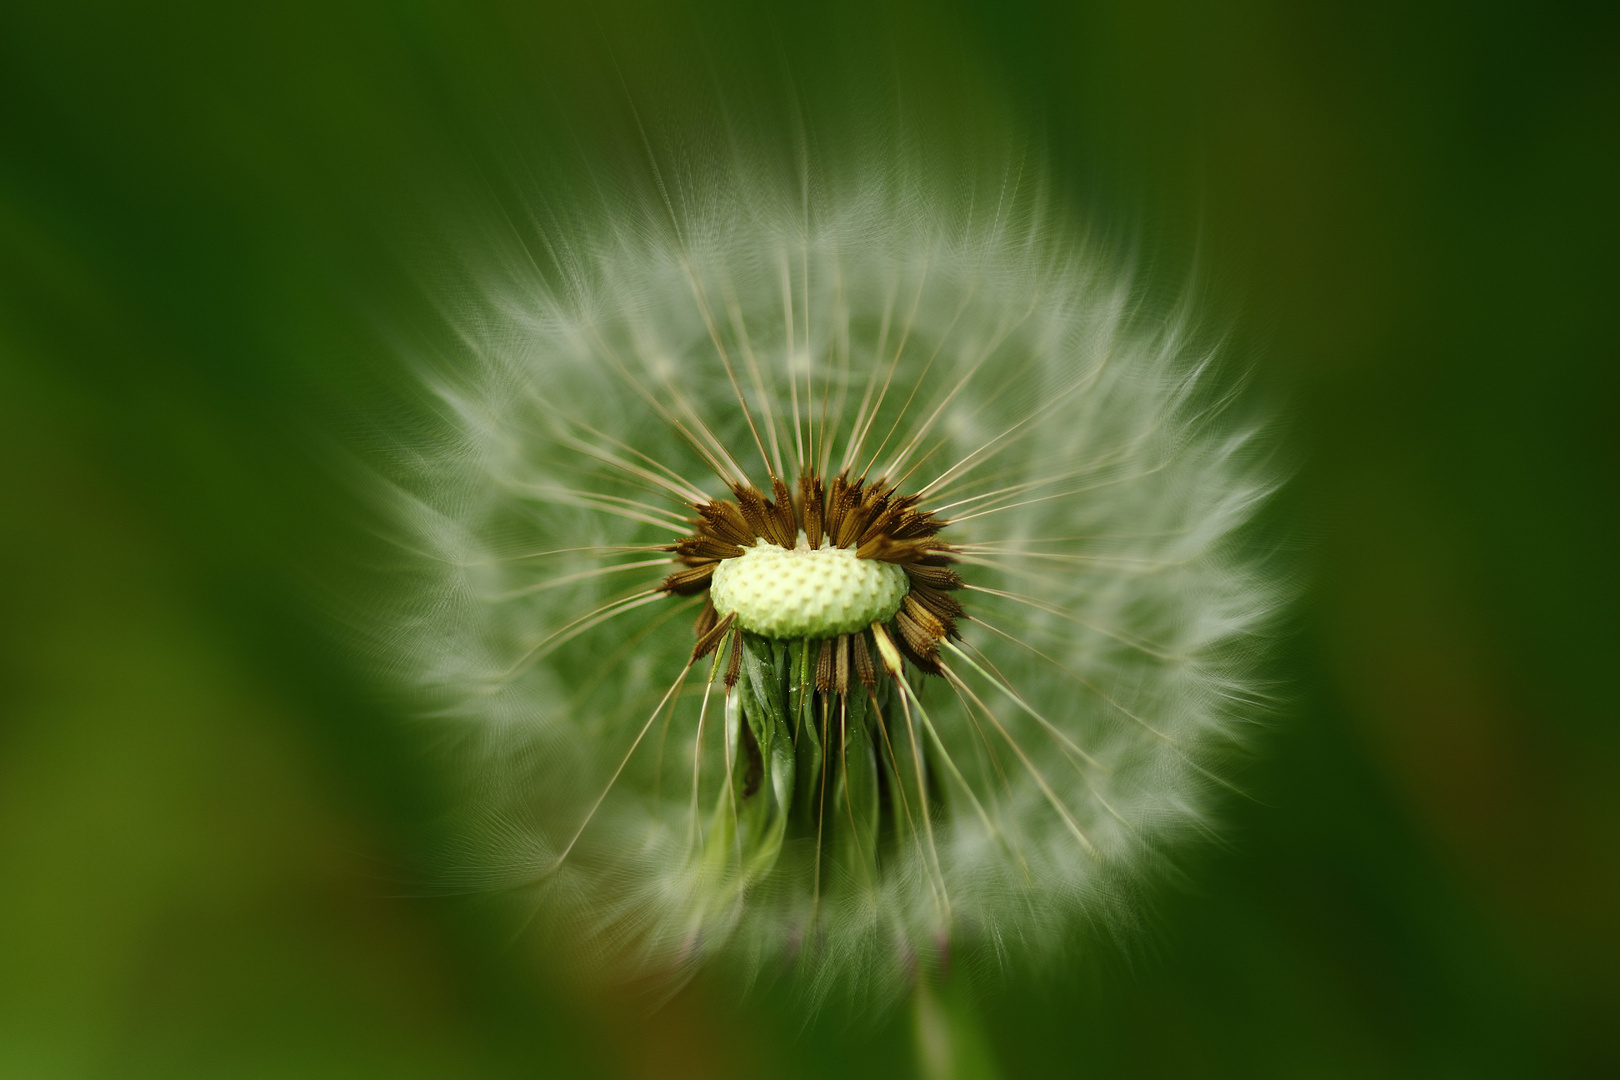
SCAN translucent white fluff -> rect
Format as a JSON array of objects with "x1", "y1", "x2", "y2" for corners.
[{"x1": 375, "y1": 120, "x2": 1281, "y2": 1007}]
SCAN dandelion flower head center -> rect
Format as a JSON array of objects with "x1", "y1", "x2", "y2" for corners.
[
  {"x1": 662, "y1": 471, "x2": 964, "y2": 680},
  {"x1": 710, "y1": 537, "x2": 908, "y2": 640}
]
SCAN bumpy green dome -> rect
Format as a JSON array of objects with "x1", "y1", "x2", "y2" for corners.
[{"x1": 709, "y1": 537, "x2": 909, "y2": 639}]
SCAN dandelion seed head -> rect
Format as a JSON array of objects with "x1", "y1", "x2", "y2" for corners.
[{"x1": 375, "y1": 108, "x2": 1281, "y2": 1007}]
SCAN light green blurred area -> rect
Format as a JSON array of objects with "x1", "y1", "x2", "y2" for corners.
[{"x1": 1, "y1": 1, "x2": 1615, "y2": 1077}]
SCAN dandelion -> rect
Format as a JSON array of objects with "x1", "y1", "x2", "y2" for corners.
[{"x1": 379, "y1": 116, "x2": 1277, "y2": 1011}]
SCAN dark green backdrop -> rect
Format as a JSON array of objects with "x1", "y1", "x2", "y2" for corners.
[{"x1": 2, "y1": 1, "x2": 1615, "y2": 1076}]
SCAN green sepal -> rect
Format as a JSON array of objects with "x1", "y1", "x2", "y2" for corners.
[
  {"x1": 706, "y1": 634, "x2": 790, "y2": 885},
  {"x1": 832, "y1": 687, "x2": 881, "y2": 886},
  {"x1": 789, "y1": 641, "x2": 824, "y2": 823}
]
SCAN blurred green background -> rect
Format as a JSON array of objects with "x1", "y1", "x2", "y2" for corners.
[{"x1": 1, "y1": 0, "x2": 1615, "y2": 1076}]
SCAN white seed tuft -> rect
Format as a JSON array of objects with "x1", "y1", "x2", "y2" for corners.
[{"x1": 367, "y1": 105, "x2": 1283, "y2": 1008}]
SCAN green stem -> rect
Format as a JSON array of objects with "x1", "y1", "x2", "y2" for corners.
[{"x1": 911, "y1": 976, "x2": 1003, "y2": 1080}]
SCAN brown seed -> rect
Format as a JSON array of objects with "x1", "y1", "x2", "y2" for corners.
[
  {"x1": 799, "y1": 474, "x2": 824, "y2": 549},
  {"x1": 677, "y1": 535, "x2": 745, "y2": 561},
  {"x1": 856, "y1": 535, "x2": 936, "y2": 563},
  {"x1": 725, "y1": 631, "x2": 744, "y2": 688},
  {"x1": 698, "y1": 500, "x2": 756, "y2": 548},
  {"x1": 734, "y1": 484, "x2": 775, "y2": 542},
  {"x1": 895, "y1": 606, "x2": 941, "y2": 661},
  {"x1": 825, "y1": 474, "x2": 853, "y2": 545},
  {"x1": 902, "y1": 594, "x2": 948, "y2": 641},
  {"x1": 693, "y1": 597, "x2": 718, "y2": 640},
  {"x1": 692, "y1": 612, "x2": 736, "y2": 662},
  {"x1": 662, "y1": 562, "x2": 718, "y2": 595},
  {"x1": 815, "y1": 637, "x2": 834, "y2": 693},
  {"x1": 891, "y1": 612, "x2": 943, "y2": 674},
  {"x1": 852, "y1": 631, "x2": 877, "y2": 689},
  {"x1": 908, "y1": 581, "x2": 965, "y2": 623},
  {"x1": 903, "y1": 563, "x2": 961, "y2": 590},
  {"x1": 768, "y1": 477, "x2": 799, "y2": 548}
]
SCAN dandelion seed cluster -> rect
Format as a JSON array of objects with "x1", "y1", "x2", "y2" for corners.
[{"x1": 392, "y1": 136, "x2": 1276, "y2": 1004}]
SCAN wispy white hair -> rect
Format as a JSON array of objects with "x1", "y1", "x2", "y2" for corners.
[{"x1": 369, "y1": 103, "x2": 1281, "y2": 1008}]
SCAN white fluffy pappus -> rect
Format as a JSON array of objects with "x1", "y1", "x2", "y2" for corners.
[{"x1": 377, "y1": 122, "x2": 1281, "y2": 1007}]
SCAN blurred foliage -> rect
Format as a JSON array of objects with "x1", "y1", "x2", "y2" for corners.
[{"x1": 1, "y1": 0, "x2": 1615, "y2": 1076}]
